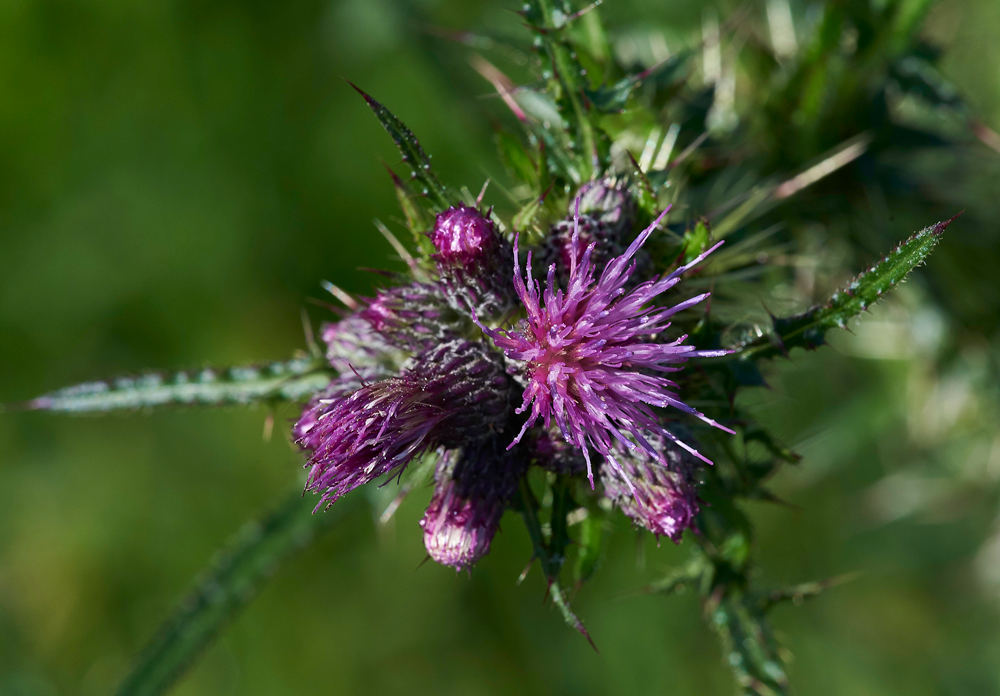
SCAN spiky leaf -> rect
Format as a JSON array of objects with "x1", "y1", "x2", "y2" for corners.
[
  {"x1": 585, "y1": 50, "x2": 692, "y2": 113},
  {"x1": 351, "y1": 83, "x2": 457, "y2": 211},
  {"x1": 115, "y1": 491, "x2": 361, "y2": 696},
  {"x1": 730, "y1": 216, "x2": 956, "y2": 362},
  {"x1": 15, "y1": 357, "x2": 332, "y2": 414}
]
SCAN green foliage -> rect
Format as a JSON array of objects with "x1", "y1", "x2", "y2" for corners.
[
  {"x1": 115, "y1": 492, "x2": 361, "y2": 696},
  {"x1": 14, "y1": 357, "x2": 333, "y2": 414},
  {"x1": 731, "y1": 216, "x2": 955, "y2": 362},
  {"x1": 351, "y1": 83, "x2": 459, "y2": 212}
]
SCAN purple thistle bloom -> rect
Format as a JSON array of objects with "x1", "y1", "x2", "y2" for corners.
[
  {"x1": 478, "y1": 204, "x2": 733, "y2": 487},
  {"x1": 299, "y1": 340, "x2": 514, "y2": 507},
  {"x1": 601, "y1": 433, "x2": 701, "y2": 542},
  {"x1": 294, "y1": 369, "x2": 376, "y2": 452}
]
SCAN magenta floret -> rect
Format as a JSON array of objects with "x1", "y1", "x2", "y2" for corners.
[{"x1": 478, "y1": 204, "x2": 733, "y2": 487}]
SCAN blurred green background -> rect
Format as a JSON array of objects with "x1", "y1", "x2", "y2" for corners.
[{"x1": 2, "y1": 0, "x2": 1000, "y2": 694}]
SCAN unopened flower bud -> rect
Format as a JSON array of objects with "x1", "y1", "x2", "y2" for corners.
[
  {"x1": 421, "y1": 437, "x2": 524, "y2": 570},
  {"x1": 601, "y1": 434, "x2": 701, "y2": 542},
  {"x1": 359, "y1": 282, "x2": 457, "y2": 352},
  {"x1": 577, "y1": 179, "x2": 636, "y2": 238},
  {"x1": 539, "y1": 180, "x2": 646, "y2": 285},
  {"x1": 431, "y1": 205, "x2": 514, "y2": 318},
  {"x1": 533, "y1": 428, "x2": 587, "y2": 474}
]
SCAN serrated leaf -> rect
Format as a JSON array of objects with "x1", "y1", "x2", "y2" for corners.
[
  {"x1": 115, "y1": 491, "x2": 361, "y2": 696},
  {"x1": 521, "y1": 0, "x2": 598, "y2": 179},
  {"x1": 383, "y1": 162, "x2": 433, "y2": 252},
  {"x1": 729, "y1": 216, "x2": 956, "y2": 362},
  {"x1": 351, "y1": 83, "x2": 457, "y2": 211},
  {"x1": 15, "y1": 357, "x2": 332, "y2": 414}
]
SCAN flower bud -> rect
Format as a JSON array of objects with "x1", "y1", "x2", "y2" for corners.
[
  {"x1": 359, "y1": 282, "x2": 457, "y2": 352},
  {"x1": 321, "y1": 314, "x2": 400, "y2": 375},
  {"x1": 577, "y1": 179, "x2": 636, "y2": 238},
  {"x1": 538, "y1": 180, "x2": 647, "y2": 285},
  {"x1": 532, "y1": 428, "x2": 587, "y2": 474},
  {"x1": 431, "y1": 205, "x2": 514, "y2": 318},
  {"x1": 421, "y1": 437, "x2": 524, "y2": 570},
  {"x1": 600, "y1": 434, "x2": 701, "y2": 542},
  {"x1": 431, "y1": 205, "x2": 499, "y2": 259}
]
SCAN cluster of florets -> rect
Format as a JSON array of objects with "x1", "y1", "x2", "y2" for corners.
[{"x1": 294, "y1": 182, "x2": 730, "y2": 570}]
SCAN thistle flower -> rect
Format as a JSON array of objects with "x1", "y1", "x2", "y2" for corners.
[
  {"x1": 293, "y1": 369, "x2": 377, "y2": 452},
  {"x1": 601, "y1": 433, "x2": 701, "y2": 542},
  {"x1": 479, "y1": 204, "x2": 733, "y2": 487},
  {"x1": 420, "y1": 438, "x2": 524, "y2": 570},
  {"x1": 299, "y1": 339, "x2": 514, "y2": 507},
  {"x1": 431, "y1": 205, "x2": 514, "y2": 317}
]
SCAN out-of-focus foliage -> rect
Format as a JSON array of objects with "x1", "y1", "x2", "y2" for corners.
[{"x1": 2, "y1": 0, "x2": 1000, "y2": 694}]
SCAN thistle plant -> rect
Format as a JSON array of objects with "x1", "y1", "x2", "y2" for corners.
[{"x1": 4, "y1": 0, "x2": 974, "y2": 694}]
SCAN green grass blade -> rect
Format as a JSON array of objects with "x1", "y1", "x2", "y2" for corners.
[{"x1": 114, "y1": 491, "x2": 360, "y2": 696}]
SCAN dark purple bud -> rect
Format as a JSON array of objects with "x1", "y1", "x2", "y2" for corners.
[
  {"x1": 300, "y1": 340, "x2": 515, "y2": 507},
  {"x1": 430, "y1": 206, "x2": 514, "y2": 318},
  {"x1": 421, "y1": 437, "x2": 525, "y2": 570},
  {"x1": 538, "y1": 180, "x2": 646, "y2": 285},
  {"x1": 321, "y1": 314, "x2": 400, "y2": 375},
  {"x1": 358, "y1": 282, "x2": 457, "y2": 352},
  {"x1": 601, "y1": 434, "x2": 701, "y2": 542},
  {"x1": 576, "y1": 179, "x2": 636, "y2": 238},
  {"x1": 431, "y1": 205, "x2": 499, "y2": 260},
  {"x1": 533, "y1": 428, "x2": 587, "y2": 474}
]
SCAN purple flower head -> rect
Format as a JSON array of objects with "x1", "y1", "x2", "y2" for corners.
[
  {"x1": 430, "y1": 206, "x2": 514, "y2": 318},
  {"x1": 294, "y1": 369, "x2": 378, "y2": 452},
  {"x1": 420, "y1": 438, "x2": 523, "y2": 571},
  {"x1": 299, "y1": 339, "x2": 514, "y2": 508},
  {"x1": 601, "y1": 433, "x2": 701, "y2": 542},
  {"x1": 478, "y1": 203, "x2": 733, "y2": 487}
]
